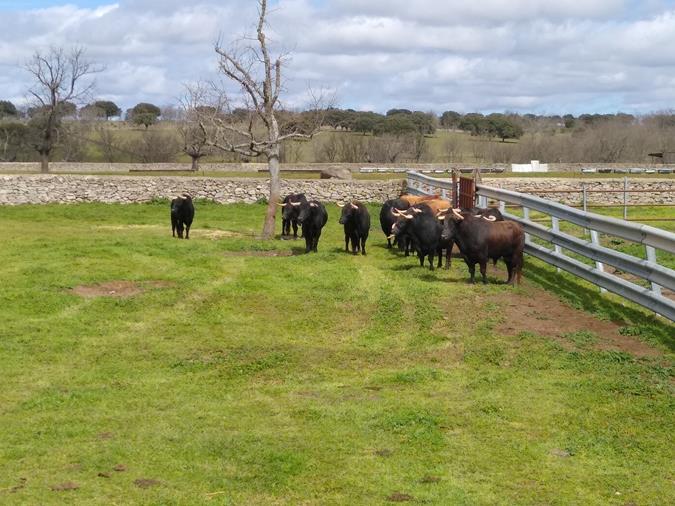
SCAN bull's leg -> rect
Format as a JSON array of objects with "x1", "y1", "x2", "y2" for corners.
[
  {"x1": 177, "y1": 222, "x2": 184, "y2": 239},
  {"x1": 313, "y1": 231, "x2": 321, "y2": 252},
  {"x1": 360, "y1": 237, "x2": 367, "y2": 256},
  {"x1": 466, "y1": 260, "x2": 476, "y2": 283},
  {"x1": 185, "y1": 224, "x2": 191, "y2": 240},
  {"x1": 305, "y1": 234, "x2": 312, "y2": 253},
  {"x1": 418, "y1": 252, "x2": 424, "y2": 267},
  {"x1": 351, "y1": 235, "x2": 359, "y2": 255},
  {"x1": 429, "y1": 252, "x2": 435, "y2": 271},
  {"x1": 387, "y1": 237, "x2": 392, "y2": 248},
  {"x1": 292, "y1": 220, "x2": 299, "y2": 239},
  {"x1": 504, "y1": 256, "x2": 515, "y2": 284},
  {"x1": 437, "y1": 247, "x2": 443, "y2": 268},
  {"x1": 479, "y1": 261, "x2": 488, "y2": 284},
  {"x1": 344, "y1": 234, "x2": 350, "y2": 252},
  {"x1": 445, "y1": 246, "x2": 451, "y2": 270}
]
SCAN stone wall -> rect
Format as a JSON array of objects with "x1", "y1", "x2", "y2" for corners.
[
  {"x1": 0, "y1": 175, "x2": 405, "y2": 205},
  {"x1": 480, "y1": 178, "x2": 675, "y2": 205},
  {"x1": 0, "y1": 174, "x2": 672, "y2": 206}
]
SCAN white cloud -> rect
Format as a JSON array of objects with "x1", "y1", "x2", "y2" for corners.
[{"x1": 0, "y1": 0, "x2": 674, "y2": 114}]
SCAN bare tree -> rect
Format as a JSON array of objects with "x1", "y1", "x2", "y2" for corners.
[
  {"x1": 197, "y1": 0, "x2": 325, "y2": 239},
  {"x1": 24, "y1": 46, "x2": 100, "y2": 172},
  {"x1": 179, "y1": 85, "x2": 212, "y2": 171}
]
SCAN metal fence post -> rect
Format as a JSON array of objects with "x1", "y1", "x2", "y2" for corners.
[
  {"x1": 646, "y1": 245, "x2": 662, "y2": 296},
  {"x1": 582, "y1": 184, "x2": 588, "y2": 236},
  {"x1": 551, "y1": 216, "x2": 561, "y2": 273},
  {"x1": 590, "y1": 230, "x2": 607, "y2": 294},
  {"x1": 623, "y1": 177, "x2": 628, "y2": 220},
  {"x1": 523, "y1": 207, "x2": 530, "y2": 242}
]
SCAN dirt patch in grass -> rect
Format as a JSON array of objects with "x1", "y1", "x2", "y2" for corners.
[
  {"x1": 97, "y1": 224, "x2": 249, "y2": 240},
  {"x1": 71, "y1": 280, "x2": 174, "y2": 298},
  {"x1": 493, "y1": 287, "x2": 661, "y2": 358},
  {"x1": 222, "y1": 250, "x2": 297, "y2": 257},
  {"x1": 4, "y1": 477, "x2": 27, "y2": 493},
  {"x1": 134, "y1": 478, "x2": 161, "y2": 489},
  {"x1": 113, "y1": 464, "x2": 127, "y2": 472},
  {"x1": 51, "y1": 481, "x2": 79, "y2": 491},
  {"x1": 387, "y1": 492, "x2": 414, "y2": 502},
  {"x1": 374, "y1": 448, "x2": 393, "y2": 457}
]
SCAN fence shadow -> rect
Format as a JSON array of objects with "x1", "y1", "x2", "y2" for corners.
[{"x1": 525, "y1": 261, "x2": 674, "y2": 352}]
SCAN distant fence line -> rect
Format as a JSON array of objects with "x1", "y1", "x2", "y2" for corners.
[{"x1": 1, "y1": 161, "x2": 675, "y2": 174}]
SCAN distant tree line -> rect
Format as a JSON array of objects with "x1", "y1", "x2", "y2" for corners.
[{"x1": 3, "y1": 91, "x2": 675, "y2": 165}]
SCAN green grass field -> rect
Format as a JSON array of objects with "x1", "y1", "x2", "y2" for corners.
[{"x1": 1, "y1": 202, "x2": 673, "y2": 505}]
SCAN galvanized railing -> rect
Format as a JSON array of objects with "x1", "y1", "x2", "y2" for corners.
[{"x1": 406, "y1": 171, "x2": 675, "y2": 321}]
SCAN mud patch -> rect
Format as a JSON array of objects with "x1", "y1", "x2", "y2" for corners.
[
  {"x1": 113, "y1": 464, "x2": 127, "y2": 472},
  {"x1": 71, "y1": 280, "x2": 174, "y2": 298},
  {"x1": 134, "y1": 478, "x2": 161, "y2": 489},
  {"x1": 4, "y1": 477, "x2": 26, "y2": 493},
  {"x1": 97, "y1": 224, "x2": 249, "y2": 240},
  {"x1": 51, "y1": 481, "x2": 79, "y2": 491},
  {"x1": 374, "y1": 449, "x2": 393, "y2": 458},
  {"x1": 387, "y1": 492, "x2": 413, "y2": 502},
  {"x1": 420, "y1": 475, "x2": 441, "y2": 484},
  {"x1": 222, "y1": 250, "x2": 297, "y2": 258},
  {"x1": 494, "y1": 287, "x2": 660, "y2": 358}
]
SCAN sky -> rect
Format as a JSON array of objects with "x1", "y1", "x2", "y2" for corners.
[{"x1": 1, "y1": 0, "x2": 675, "y2": 116}]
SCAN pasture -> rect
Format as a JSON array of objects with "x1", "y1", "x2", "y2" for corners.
[{"x1": 0, "y1": 201, "x2": 673, "y2": 505}]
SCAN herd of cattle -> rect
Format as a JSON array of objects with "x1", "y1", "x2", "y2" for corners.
[{"x1": 171, "y1": 192, "x2": 525, "y2": 285}]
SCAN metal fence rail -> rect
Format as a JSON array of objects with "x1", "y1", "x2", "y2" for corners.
[{"x1": 405, "y1": 171, "x2": 675, "y2": 321}]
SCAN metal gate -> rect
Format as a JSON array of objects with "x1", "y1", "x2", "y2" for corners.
[{"x1": 458, "y1": 176, "x2": 476, "y2": 208}]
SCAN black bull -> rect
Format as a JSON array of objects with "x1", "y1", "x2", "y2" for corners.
[
  {"x1": 440, "y1": 209, "x2": 524, "y2": 284},
  {"x1": 278, "y1": 193, "x2": 307, "y2": 238}
]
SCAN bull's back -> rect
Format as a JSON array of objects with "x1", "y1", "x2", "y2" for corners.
[{"x1": 487, "y1": 221, "x2": 524, "y2": 256}]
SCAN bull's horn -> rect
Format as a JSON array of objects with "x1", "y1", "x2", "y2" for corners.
[
  {"x1": 310, "y1": 202, "x2": 317, "y2": 207},
  {"x1": 336, "y1": 202, "x2": 345, "y2": 208},
  {"x1": 290, "y1": 201, "x2": 302, "y2": 207},
  {"x1": 402, "y1": 213, "x2": 414, "y2": 220},
  {"x1": 437, "y1": 215, "x2": 445, "y2": 221},
  {"x1": 276, "y1": 202, "x2": 287, "y2": 207},
  {"x1": 452, "y1": 208, "x2": 464, "y2": 220},
  {"x1": 438, "y1": 208, "x2": 449, "y2": 213},
  {"x1": 387, "y1": 234, "x2": 396, "y2": 240},
  {"x1": 392, "y1": 208, "x2": 405, "y2": 216},
  {"x1": 182, "y1": 193, "x2": 191, "y2": 198},
  {"x1": 411, "y1": 207, "x2": 423, "y2": 214},
  {"x1": 483, "y1": 215, "x2": 497, "y2": 221},
  {"x1": 350, "y1": 202, "x2": 359, "y2": 209}
]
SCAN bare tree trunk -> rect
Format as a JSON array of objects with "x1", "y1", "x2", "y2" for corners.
[
  {"x1": 190, "y1": 155, "x2": 199, "y2": 171},
  {"x1": 262, "y1": 148, "x2": 281, "y2": 239},
  {"x1": 40, "y1": 151, "x2": 49, "y2": 173}
]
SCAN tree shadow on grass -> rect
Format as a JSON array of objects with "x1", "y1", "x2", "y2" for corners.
[{"x1": 525, "y1": 261, "x2": 674, "y2": 352}]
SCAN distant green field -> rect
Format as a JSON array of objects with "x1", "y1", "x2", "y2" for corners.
[{"x1": 0, "y1": 202, "x2": 672, "y2": 505}]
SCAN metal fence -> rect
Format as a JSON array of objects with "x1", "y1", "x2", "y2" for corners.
[{"x1": 406, "y1": 171, "x2": 675, "y2": 321}]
